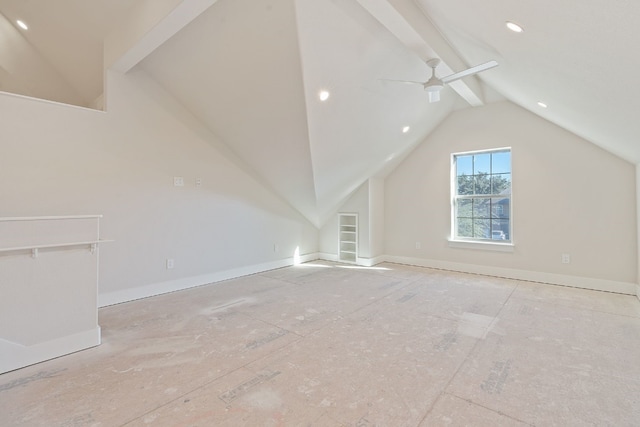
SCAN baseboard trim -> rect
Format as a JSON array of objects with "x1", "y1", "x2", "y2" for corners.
[
  {"x1": 356, "y1": 255, "x2": 387, "y2": 267},
  {"x1": 98, "y1": 253, "x2": 319, "y2": 307},
  {"x1": 318, "y1": 252, "x2": 339, "y2": 262},
  {"x1": 0, "y1": 327, "x2": 101, "y2": 375},
  {"x1": 99, "y1": 252, "x2": 637, "y2": 307},
  {"x1": 317, "y1": 253, "x2": 386, "y2": 267},
  {"x1": 384, "y1": 255, "x2": 636, "y2": 295}
]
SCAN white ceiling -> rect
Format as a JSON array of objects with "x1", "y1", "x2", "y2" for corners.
[
  {"x1": 2, "y1": 0, "x2": 639, "y2": 226},
  {"x1": 415, "y1": 0, "x2": 640, "y2": 164}
]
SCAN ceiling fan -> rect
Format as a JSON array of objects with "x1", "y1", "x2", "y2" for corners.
[{"x1": 387, "y1": 58, "x2": 498, "y2": 103}]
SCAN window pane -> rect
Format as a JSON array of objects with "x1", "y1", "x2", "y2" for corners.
[
  {"x1": 457, "y1": 175, "x2": 474, "y2": 195},
  {"x1": 491, "y1": 173, "x2": 511, "y2": 195},
  {"x1": 457, "y1": 199, "x2": 472, "y2": 217},
  {"x1": 456, "y1": 155, "x2": 473, "y2": 176},
  {"x1": 491, "y1": 198, "x2": 510, "y2": 219},
  {"x1": 492, "y1": 219, "x2": 510, "y2": 240},
  {"x1": 474, "y1": 153, "x2": 491, "y2": 174},
  {"x1": 474, "y1": 173, "x2": 491, "y2": 194},
  {"x1": 473, "y1": 219, "x2": 490, "y2": 239},
  {"x1": 457, "y1": 218, "x2": 473, "y2": 238},
  {"x1": 473, "y1": 198, "x2": 490, "y2": 218},
  {"x1": 492, "y1": 151, "x2": 511, "y2": 174}
]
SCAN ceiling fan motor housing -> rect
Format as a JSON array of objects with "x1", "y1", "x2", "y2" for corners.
[{"x1": 424, "y1": 79, "x2": 443, "y2": 92}]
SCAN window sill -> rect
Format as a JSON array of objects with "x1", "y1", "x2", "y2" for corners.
[{"x1": 448, "y1": 239, "x2": 515, "y2": 252}]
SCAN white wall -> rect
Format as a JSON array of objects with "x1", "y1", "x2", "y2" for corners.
[
  {"x1": 368, "y1": 177, "x2": 385, "y2": 259},
  {"x1": 0, "y1": 69, "x2": 318, "y2": 305},
  {"x1": 319, "y1": 214, "x2": 339, "y2": 258},
  {"x1": 637, "y1": 163, "x2": 640, "y2": 298},
  {"x1": 385, "y1": 101, "x2": 637, "y2": 288}
]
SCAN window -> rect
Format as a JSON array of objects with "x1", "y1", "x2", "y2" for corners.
[{"x1": 452, "y1": 148, "x2": 511, "y2": 243}]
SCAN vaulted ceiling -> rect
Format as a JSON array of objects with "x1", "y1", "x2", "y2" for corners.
[{"x1": 2, "y1": 0, "x2": 639, "y2": 226}]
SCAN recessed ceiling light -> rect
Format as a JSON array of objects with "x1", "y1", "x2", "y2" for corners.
[
  {"x1": 319, "y1": 90, "x2": 330, "y2": 101},
  {"x1": 402, "y1": 126, "x2": 410, "y2": 133},
  {"x1": 16, "y1": 20, "x2": 28, "y2": 30},
  {"x1": 537, "y1": 101, "x2": 548, "y2": 108},
  {"x1": 505, "y1": 21, "x2": 523, "y2": 33}
]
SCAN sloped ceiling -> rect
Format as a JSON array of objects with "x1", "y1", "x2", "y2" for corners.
[
  {"x1": 415, "y1": 0, "x2": 640, "y2": 164},
  {"x1": 2, "y1": 0, "x2": 640, "y2": 226},
  {"x1": 138, "y1": 0, "x2": 319, "y2": 224},
  {"x1": 138, "y1": 0, "x2": 457, "y2": 225}
]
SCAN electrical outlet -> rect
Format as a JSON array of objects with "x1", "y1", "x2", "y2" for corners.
[
  {"x1": 173, "y1": 176, "x2": 184, "y2": 187},
  {"x1": 195, "y1": 177, "x2": 202, "y2": 187},
  {"x1": 166, "y1": 258, "x2": 175, "y2": 269},
  {"x1": 415, "y1": 242, "x2": 421, "y2": 249},
  {"x1": 561, "y1": 253, "x2": 570, "y2": 264}
]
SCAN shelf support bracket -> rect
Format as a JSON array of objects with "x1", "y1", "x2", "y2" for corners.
[{"x1": 31, "y1": 248, "x2": 38, "y2": 259}]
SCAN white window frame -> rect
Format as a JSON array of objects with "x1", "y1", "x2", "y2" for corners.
[{"x1": 449, "y1": 147, "x2": 513, "y2": 251}]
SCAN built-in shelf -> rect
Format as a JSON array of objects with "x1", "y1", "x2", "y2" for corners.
[{"x1": 339, "y1": 213, "x2": 358, "y2": 263}]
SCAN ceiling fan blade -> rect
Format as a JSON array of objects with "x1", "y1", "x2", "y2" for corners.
[
  {"x1": 379, "y1": 78, "x2": 424, "y2": 86},
  {"x1": 440, "y1": 60, "x2": 498, "y2": 84}
]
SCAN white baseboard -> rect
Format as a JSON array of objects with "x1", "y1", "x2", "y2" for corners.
[
  {"x1": 0, "y1": 327, "x2": 101, "y2": 375},
  {"x1": 317, "y1": 253, "x2": 386, "y2": 267},
  {"x1": 356, "y1": 255, "x2": 386, "y2": 267},
  {"x1": 98, "y1": 253, "x2": 319, "y2": 307},
  {"x1": 99, "y1": 252, "x2": 637, "y2": 308},
  {"x1": 384, "y1": 255, "x2": 636, "y2": 295},
  {"x1": 318, "y1": 252, "x2": 338, "y2": 262}
]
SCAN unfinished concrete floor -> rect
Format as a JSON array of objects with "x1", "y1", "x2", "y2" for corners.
[{"x1": 2, "y1": 261, "x2": 640, "y2": 426}]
